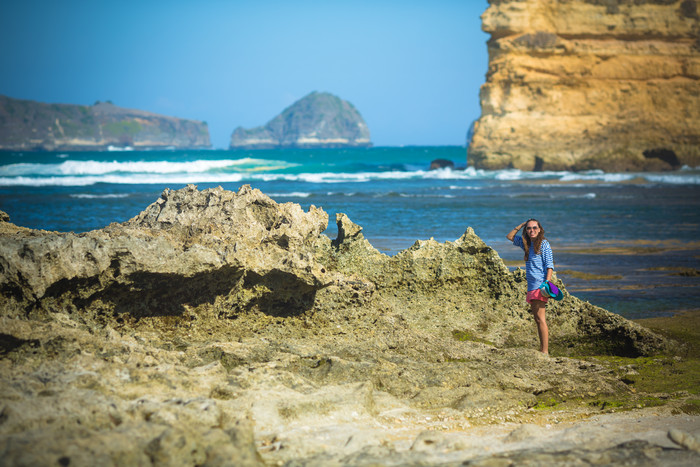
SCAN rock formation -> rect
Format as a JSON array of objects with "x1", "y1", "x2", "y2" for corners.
[
  {"x1": 230, "y1": 91, "x2": 372, "y2": 149},
  {"x1": 468, "y1": 0, "x2": 700, "y2": 172},
  {"x1": 0, "y1": 95, "x2": 211, "y2": 151},
  {"x1": 0, "y1": 185, "x2": 687, "y2": 465},
  {"x1": 430, "y1": 158, "x2": 456, "y2": 170}
]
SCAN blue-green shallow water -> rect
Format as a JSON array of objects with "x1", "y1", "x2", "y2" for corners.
[{"x1": 1, "y1": 147, "x2": 699, "y2": 319}]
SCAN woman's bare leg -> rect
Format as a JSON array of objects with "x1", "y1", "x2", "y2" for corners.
[{"x1": 530, "y1": 300, "x2": 549, "y2": 354}]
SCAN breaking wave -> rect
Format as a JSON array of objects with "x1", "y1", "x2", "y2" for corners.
[{"x1": 1, "y1": 155, "x2": 698, "y2": 187}]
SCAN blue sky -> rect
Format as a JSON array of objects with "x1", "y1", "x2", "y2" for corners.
[{"x1": 0, "y1": 0, "x2": 489, "y2": 149}]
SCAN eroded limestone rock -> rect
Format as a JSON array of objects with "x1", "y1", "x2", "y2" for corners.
[{"x1": 0, "y1": 185, "x2": 682, "y2": 465}]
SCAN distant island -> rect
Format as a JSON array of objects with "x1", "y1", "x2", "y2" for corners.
[
  {"x1": 0, "y1": 95, "x2": 211, "y2": 151},
  {"x1": 230, "y1": 91, "x2": 372, "y2": 149}
]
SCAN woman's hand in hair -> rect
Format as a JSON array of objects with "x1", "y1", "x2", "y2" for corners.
[{"x1": 506, "y1": 222, "x2": 526, "y2": 241}]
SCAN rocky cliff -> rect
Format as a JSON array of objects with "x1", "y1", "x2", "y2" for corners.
[
  {"x1": 0, "y1": 95, "x2": 211, "y2": 151},
  {"x1": 230, "y1": 92, "x2": 372, "y2": 149},
  {"x1": 1, "y1": 185, "x2": 686, "y2": 465},
  {"x1": 468, "y1": 0, "x2": 700, "y2": 172}
]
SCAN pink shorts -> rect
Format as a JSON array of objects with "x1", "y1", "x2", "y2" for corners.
[{"x1": 526, "y1": 288, "x2": 549, "y2": 304}]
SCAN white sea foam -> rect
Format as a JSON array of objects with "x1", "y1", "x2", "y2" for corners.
[
  {"x1": 261, "y1": 168, "x2": 518, "y2": 183},
  {"x1": 398, "y1": 193, "x2": 457, "y2": 198},
  {"x1": 326, "y1": 192, "x2": 358, "y2": 196},
  {"x1": 0, "y1": 158, "x2": 297, "y2": 177},
  {"x1": 559, "y1": 171, "x2": 700, "y2": 185},
  {"x1": 253, "y1": 171, "x2": 422, "y2": 184},
  {"x1": 448, "y1": 185, "x2": 482, "y2": 190},
  {"x1": 560, "y1": 193, "x2": 597, "y2": 199},
  {"x1": 107, "y1": 146, "x2": 134, "y2": 151},
  {"x1": 425, "y1": 167, "x2": 570, "y2": 181},
  {"x1": 644, "y1": 174, "x2": 700, "y2": 185},
  {"x1": 1, "y1": 157, "x2": 699, "y2": 187},
  {"x1": 559, "y1": 172, "x2": 635, "y2": 183},
  {"x1": 267, "y1": 192, "x2": 312, "y2": 198},
  {"x1": 69, "y1": 193, "x2": 130, "y2": 199},
  {"x1": 494, "y1": 169, "x2": 524, "y2": 181},
  {"x1": 0, "y1": 172, "x2": 246, "y2": 186}
]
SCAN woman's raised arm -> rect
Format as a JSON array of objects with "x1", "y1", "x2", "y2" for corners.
[{"x1": 507, "y1": 222, "x2": 526, "y2": 241}]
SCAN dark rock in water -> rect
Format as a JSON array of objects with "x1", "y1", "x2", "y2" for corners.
[
  {"x1": 430, "y1": 159, "x2": 455, "y2": 170},
  {"x1": 0, "y1": 95, "x2": 211, "y2": 151},
  {"x1": 230, "y1": 91, "x2": 371, "y2": 149},
  {"x1": 0, "y1": 185, "x2": 680, "y2": 465}
]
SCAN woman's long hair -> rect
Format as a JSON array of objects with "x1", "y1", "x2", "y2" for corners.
[{"x1": 523, "y1": 219, "x2": 545, "y2": 262}]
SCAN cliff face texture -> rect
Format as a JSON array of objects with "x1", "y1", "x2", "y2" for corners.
[
  {"x1": 230, "y1": 92, "x2": 372, "y2": 149},
  {"x1": 468, "y1": 0, "x2": 700, "y2": 172},
  {"x1": 0, "y1": 95, "x2": 211, "y2": 151}
]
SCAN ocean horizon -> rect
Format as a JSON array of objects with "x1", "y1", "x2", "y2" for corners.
[{"x1": 2, "y1": 146, "x2": 699, "y2": 320}]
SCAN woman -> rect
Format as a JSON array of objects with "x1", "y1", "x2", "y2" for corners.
[{"x1": 506, "y1": 219, "x2": 554, "y2": 354}]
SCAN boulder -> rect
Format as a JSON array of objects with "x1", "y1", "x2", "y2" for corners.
[{"x1": 430, "y1": 159, "x2": 455, "y2": 170}]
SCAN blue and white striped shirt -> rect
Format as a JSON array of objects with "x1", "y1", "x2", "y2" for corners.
[{"x1": 513, "y1": 235, "x2": 554, "y2": 291}]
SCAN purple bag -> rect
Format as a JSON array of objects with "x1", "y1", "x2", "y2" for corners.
[{"x1": 540, "y1": 281, "x2": 564, "y2": 301}]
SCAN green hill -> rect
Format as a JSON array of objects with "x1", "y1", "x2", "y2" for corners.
[{"x1": 0, "y1": 95, "x2": 211, "y2": 151}]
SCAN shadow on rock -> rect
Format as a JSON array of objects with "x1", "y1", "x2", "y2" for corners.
[{"x1": 38, "y1": 265, "x2": 318, "y2": 320}]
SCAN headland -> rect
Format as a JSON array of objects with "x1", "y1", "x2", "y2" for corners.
[{"x1": 0, "y1": 96, "x2": 211, "y2": 151}]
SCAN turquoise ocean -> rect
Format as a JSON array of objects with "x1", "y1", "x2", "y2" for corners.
[{"x1": 1, "y1": 147, "x2": 699, "y2": 320}]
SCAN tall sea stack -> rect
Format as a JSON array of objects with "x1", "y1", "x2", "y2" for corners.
[{"x1": 468, "y1": 0, "x2": 700, "y2": 172}]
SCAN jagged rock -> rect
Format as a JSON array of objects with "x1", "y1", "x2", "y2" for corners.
[
  {"x1": 0, "y1": 183, "x2": 671, "y2": 353},
  {"x1": 430, "y1": 159, "x2": 455, "y2": 170},
  {"x1": 0, "y1": 95, "x2": 211, "y2": 151},
  {"x1": 0, "y1": 185, "x2": 681, "y2": 465},
  {"x1": 468, "y1": 0, "x2": 700, "y2": 171},
  {"x1": 0, "y1": 184, "x2": 335, "y2": 320},
  {"x1": 230, "y1": 91, "x2": 372, "y2": 149}
]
